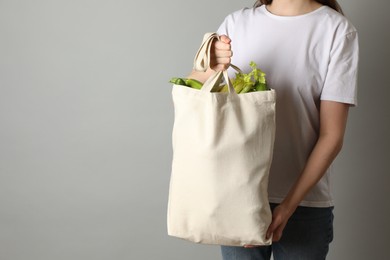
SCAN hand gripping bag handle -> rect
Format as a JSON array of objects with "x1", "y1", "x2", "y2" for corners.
[{"x1": 192, "y1": 33, "x2": 242, "y2": 94}]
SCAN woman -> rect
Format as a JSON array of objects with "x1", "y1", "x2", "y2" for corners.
[{"x1": 189, "y1": 0, "x2": 359, "y2": 259}]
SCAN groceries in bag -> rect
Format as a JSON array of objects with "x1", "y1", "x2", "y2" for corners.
[{"x1": 169, "y1": 61, "x2": 270, "y2": 94}]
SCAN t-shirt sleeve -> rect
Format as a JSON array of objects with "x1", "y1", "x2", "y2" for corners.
[
  {"x1": 321, "y1": 31, "x2": 359, "y2": 106},
  {"x1": 216, "y1": 13, "x2": 234, "y2": 37},
  {"x1": 216, "y1": 17, "x2": 228, "y2": 36}
]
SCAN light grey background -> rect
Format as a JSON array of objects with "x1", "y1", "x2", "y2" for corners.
[{"x1": 0, "y1": 0, "x2": 389, "y2": 259}]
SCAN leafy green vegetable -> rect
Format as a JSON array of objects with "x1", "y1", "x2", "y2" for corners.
[
  {"x1": 219, "y1": 61, "x2": 269, "y2": 93},
  {"x1": 170, "y1": 61, "x2": 269, "y2": 94},
  {"x1": 169, "y1": 78, "x2": 203, "y2": 89}
]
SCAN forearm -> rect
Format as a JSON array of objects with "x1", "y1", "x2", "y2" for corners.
[
  {"x1": 279, "y1": 101, "x2": 349, "y2": 214},
  {"x1": 187, "y1": 68, "x2": 214, "y2": 84},
  {"x1": 281, "y1": 133, "x2": 344, "y2": 214},
  {"x1": 265, "y1": 133, "x2": 344, "y2": 241}
]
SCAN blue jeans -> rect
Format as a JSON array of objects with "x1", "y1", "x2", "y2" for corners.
[{"x1": 221, "y1": 203, "x2": 334, "y2": 260}]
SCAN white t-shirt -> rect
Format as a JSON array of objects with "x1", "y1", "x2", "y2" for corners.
[{"x1": 217, "y1": 5, "x2": 359, "y2": 207}]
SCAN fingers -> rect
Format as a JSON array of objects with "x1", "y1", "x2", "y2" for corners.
[
  {"x1": 211, "y1": 63, "x2": 229, "y2": 71},
  {"x1": 214, "y1": 39, "x2": 231, "y2": 51},
  {"x1": 266, "y1": 217, "x2": 287, "y2": 242},
  {"x1": 272, "y1": 224, "x2": 285, "y2": 242},
  {"x1": 210, "y1": 35, "x2": 232, "y2": 71},
  {"x1": 219, "y1": 34, "x2": 231, "y2": 44},
  {"x1": 244, "y1": 245, "x2": 262, "y2": 248},
  {"x1": 211, "y1": 56, "x2": 231, "y2": 65},
  {"x1": 266, "y1": 218, "x2": 278, "y2": 240},
  {"x1": 212, "y1": 50, "x2": 233, "y2": 59},
  {"x1": 266, "y1": 211, "x2": 286, "y2": 241},
  {"x1": 211, "y1": 51, "x2": 232, "y2": 71}
]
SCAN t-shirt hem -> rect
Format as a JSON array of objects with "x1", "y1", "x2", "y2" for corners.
[{"x1": 269, "y1": 197, "x2": 334, "y2": 208}]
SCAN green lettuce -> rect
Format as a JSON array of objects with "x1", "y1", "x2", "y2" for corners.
[{"x1": 219, "y1": 61, "x2": 269, "y2": 93}]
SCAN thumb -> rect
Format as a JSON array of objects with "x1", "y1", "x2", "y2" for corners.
[{"x1": 219, "y1": 34, "x2": 231, "y2": 44}]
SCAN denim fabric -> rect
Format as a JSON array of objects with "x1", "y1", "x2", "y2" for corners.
[{"x1": 221, "y1": 203, "x2": 334, "y2": 260}]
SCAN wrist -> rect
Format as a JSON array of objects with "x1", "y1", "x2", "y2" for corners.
[{"x1": 279, "y1": 198, "x2": 299, "y2": 217}]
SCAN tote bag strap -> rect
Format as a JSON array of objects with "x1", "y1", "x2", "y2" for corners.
[
  {"x1": 193, "y1": 33, "x2": 218, "y2": 72},
  {"x1": 193, "y1": 32, "x2": 241, "y2": 94}
]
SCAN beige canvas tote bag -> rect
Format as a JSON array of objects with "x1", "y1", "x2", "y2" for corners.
[{"x1": 167, "y1": 33, "x2": 276, "y2": 246}]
